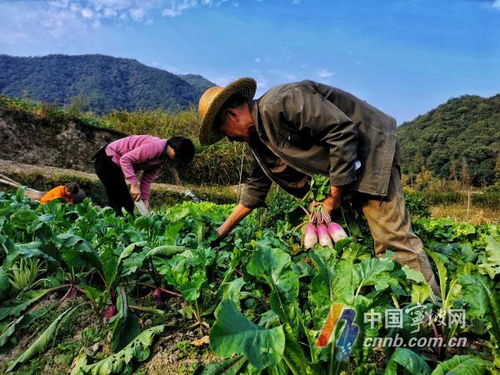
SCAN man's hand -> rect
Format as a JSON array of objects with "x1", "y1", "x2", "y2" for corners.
[
  {"x1": 209, "y1": 204, "x2": 253, "y2": 247},
  {"x1": 322, "y1": 186, "x2": 342, "y2": 214},
  {"x1": 143, "y1": 200, "x2": 150, "y2": 210},
  {"x1": 210, "y1": 236, "x2": 223, "y2": 248},
  {"x1": 130, "y1": 183, "x2": 141, "y2": 201},
  {"x1": 210, "y1": 227, "x2": 226, "y2": 247}
]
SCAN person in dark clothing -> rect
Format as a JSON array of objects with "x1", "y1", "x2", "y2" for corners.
[{"x1": 197, "y1": 77, "x2": 439, "y2": 295}]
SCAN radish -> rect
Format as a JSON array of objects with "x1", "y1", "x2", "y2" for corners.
[
  {"x1": 152, "y1": 288, "x2": 164, "y2": 303},
  {"x1": 327, "y1": 222, "x2": 348, "y2": 243},
  {"x1": 303, "y1": 223, "x2": 318, "y2": 249},
  {"x1": 317, "y1": 224, "x2": 333, "y2": 247},
  {"x1": 104, "y1": 304, "x2": 118, "y2": 319}
]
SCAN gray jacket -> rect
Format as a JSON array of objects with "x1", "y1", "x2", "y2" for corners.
[{"x1": 240, "y1": 80, "x2": 399, "y2": 208}]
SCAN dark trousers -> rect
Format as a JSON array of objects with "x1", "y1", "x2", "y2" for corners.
[{"x1": 94, "y1": 148, "x2": 134, "y2": 215}]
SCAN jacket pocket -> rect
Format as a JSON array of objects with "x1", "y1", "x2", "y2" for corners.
[{"x1": 280, "y1": 127, "x2": 315, "y2": 150}]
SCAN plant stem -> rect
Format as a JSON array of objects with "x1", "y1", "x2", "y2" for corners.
[
  {"x1": 340, "y1": 206, "x2": 352, "y2": 237},
  {"x1": 138, "y1": 283, "x2": 182, "y2": 297},
  {"x1": 300, "y1": 318, "x2": 316, "y2": 363},
  {"x1": 282, "y1": 353, "x2": 301, "y2": 375}
]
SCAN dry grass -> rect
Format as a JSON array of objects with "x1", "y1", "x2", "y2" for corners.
[
  {"x1": 100, "y1": 108, "x2": 201, "y2": 139},
  {"x1": 100, "y1": 109, "x2": 254, "y2": 185},
  {"x1": 430, "y1": 203, "x2": 499, "y2": 224},
  {"x1": 0, "y1": 159, "x2": 238, "y2": 207},
  {"x1": 0, "y1": 96, "x2": 252, "y2": 185}
]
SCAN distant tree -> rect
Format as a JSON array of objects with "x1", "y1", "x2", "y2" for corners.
[
  {"x1": 398, "y1": 94, "x2": 500, "y2": 187},
  {"x1": 0, "y1": 54, "x2": 214, "y2": 115},
  {"x1": 67, "y1": 94, "x2": 89, "y2": 117}
]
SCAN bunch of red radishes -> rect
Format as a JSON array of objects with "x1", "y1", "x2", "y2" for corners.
[{"x1": 300, "y1": 206, "x2": 348, "y2": 249}]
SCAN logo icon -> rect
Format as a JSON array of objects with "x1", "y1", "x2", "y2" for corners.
[{"x1": 316, "y1": 303, "x2": 359, "y2": 360}]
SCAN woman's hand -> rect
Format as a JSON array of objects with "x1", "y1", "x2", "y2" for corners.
[{"x1": 130, "y1": 183, "x2": 141, "y2": 201}]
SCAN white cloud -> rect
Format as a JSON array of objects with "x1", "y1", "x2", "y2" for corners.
[
  {"x1": 0, "y1": 30, "x2": 31, "y2": 46},
  {"x1": 493, "y1": 0, "x2": 500, "y2": 9},
  {"x1": 213, "y1": 75, "x2": 238, "y2": 86},
  {"x1": 256, "y1": 78, "x2": 267, "y2": 88},
  {"x1": 268, "y1": 69, "x2": 297, "y2": 81},
  {"x1": 81, "y1": 8, "x2": 94, "y2": 19},
  {"x1": 254, "y1": 58, "x2": 261, "y2": 63},
  {"x1": 162, "y1": 0, "x2": 230, "y2": 18},
  {"x1": 130, "y1": 7, "x2": 145, "y2": 21},
  {"x1": 0, "y1": 0, "x2": 163, "y2": 40},
  {"x1": 0, "y1": 0, "x2": 294, "y2": 45},
  {"x1": 103, "y1": 8, "x2": 118, "y2": 18},
  {"x1": 0, "y1": 0, "x2": 296, "y2": 41},
  {"x1": 316, "y1": 69, "x2": 335, "y2": 78}
]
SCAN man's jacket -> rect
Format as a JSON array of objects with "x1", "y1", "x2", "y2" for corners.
[{"x1": 240, "y1": 80, "x2": 399, "y2": 208}]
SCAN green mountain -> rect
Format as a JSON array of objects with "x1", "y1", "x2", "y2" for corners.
[
  {"x1": 0, "y1": 54, "x2": 215, "y2": 114},
  {"x1": 397, "y1": 94, "x2": 499, "y2": 186},
  {"x1": 178, "y1": 74, "x2": 215, "y2": 93}
]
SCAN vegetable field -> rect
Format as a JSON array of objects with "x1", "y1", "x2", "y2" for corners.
[{"x1": 0, "y1": 188, "x2": 499, "y2": 375}]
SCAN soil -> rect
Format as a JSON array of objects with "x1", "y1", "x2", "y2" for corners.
[
  {"x1": 0, "y1": 106, "x2": 124, "y2": 173},
  {"x1": 0, "y1": 293, "x2": 216, "y2": 375},
  {"x1": 0, "y1": 159, "x2": 239, "y2": 207}
]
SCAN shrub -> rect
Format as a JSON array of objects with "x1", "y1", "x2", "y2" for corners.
[
  {"x1": 404, "y1": 191, "x2": 431, "y2": 217},
  {"x1": 259, "y1": 186, "x2": 302, "y2": 228},
  {"x1": 0, "y1": 96, "x2": 252, "y2": 186}
]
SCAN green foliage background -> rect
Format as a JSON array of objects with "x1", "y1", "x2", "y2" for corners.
[
  {"x1": 397, "y1": 94, "x2": 499, "y2": 186},
  {"x1": 0, "y1": 54, "x2": 214, "y2": 115},
  {"x1": 0, "y1": 95, "x2": 254, "y2": 186}
]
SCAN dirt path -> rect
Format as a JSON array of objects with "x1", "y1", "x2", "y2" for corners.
[
  {"x1": 0, "y1": 159, "x2": 190, "y2": 192},
  {"x1": 0, "y1": 159, "x2": 239, "y2": 206}
]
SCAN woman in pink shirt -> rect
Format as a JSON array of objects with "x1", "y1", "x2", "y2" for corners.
[{"x1": 94, "y1": 135, "x2": 195, "y2": 215}]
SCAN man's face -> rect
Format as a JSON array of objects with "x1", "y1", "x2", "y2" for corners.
[{"x1": 218, "y1": 105, "x2": 254, "y2": 142}]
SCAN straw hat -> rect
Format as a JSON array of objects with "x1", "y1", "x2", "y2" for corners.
[{"x1": 198, "y1": 78, "x2": 257, "y2": 145}]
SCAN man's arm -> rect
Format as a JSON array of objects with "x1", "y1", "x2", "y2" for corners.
[
  {"x1": 216, "y1": 204, "x2": 253, "y2": 239},
  {"x1": 212, "y1": 158, "x2": 272, "y2": 244}
]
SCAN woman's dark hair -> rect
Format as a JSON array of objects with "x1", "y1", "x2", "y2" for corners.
[
  {"x1": 64, "y1": 182, "x2": 80, "y2": 195},
  {"x1": 168, "y1": 136, "x2": 195, "y2": 162}
]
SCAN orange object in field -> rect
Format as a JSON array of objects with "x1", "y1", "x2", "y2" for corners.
[
  {"x1": 39, "y1": 186, "x2": 72, "y2": 204},
  {"x1": 316, "y1": 303, "x2": 344, "y2": 347}
]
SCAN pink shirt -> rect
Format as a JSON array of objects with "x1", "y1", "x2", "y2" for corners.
[{"x1": 105, "y1": 135, "x2": 168, "y2": 200}]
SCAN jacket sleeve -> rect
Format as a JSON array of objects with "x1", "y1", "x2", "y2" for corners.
[
  {"x1": 139, "y1": 165, "x2": 162, "y2": 201},
  {"x1": 279, "y1": 85, "x2": 359, "y2": 187},
  {"x1": 119, "y1": 141, "x2": 164, "y2": 185},
  {"x1": 239, "y1": 159, "x2": 272, "y2": 208}
]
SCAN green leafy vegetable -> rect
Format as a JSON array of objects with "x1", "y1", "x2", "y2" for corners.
[
  {"x1": 110, "y1": 287, "x2": 140, "y2": 352},
  {"x1": 71, "y1": 325, "x2": 164, "y2": 375},
  {"x1": 7, "y1": 306, "x2": 77, "y2": 372},
  {"x1": 210, "y1": 299, "x2": 285, "y2": 369},
  {"x1": 431, "y1": 355, "x2": 492, "y2": 375},
  {"x1": 384, "y1": 348, "x2": 431, "y2": 375}
]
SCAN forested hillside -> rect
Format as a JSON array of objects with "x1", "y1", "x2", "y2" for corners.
[
  {"x1": 397, "y1": 94, "x2": 499, "y2": 186},
  {"x1": 0, "y1": 54, "x2": 215, "y2": 114}
]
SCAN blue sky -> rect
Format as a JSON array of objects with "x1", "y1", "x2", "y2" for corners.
[{"x1": 0, "y1": 0, "x2": 498, "y2": 123}]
